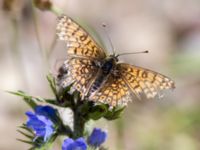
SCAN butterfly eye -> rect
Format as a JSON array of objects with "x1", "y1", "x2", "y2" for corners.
[{"x1": 114, "y1": 57, "x2": 119, "y2": 62}]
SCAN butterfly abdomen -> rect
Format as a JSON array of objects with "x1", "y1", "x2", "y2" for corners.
[
  {"x1": 89, "y1": 74, "x2": 105, "y2": 93},
  {"x1": 88, "y1": 58, "x2": 116, "y2": 95}
]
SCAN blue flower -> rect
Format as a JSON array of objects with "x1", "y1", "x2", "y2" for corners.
[
  {"x1": 62, "y1": 137, "x2": 87, "y2": 150},
  {"x1": 26, "y1": 105, "x2": 57, "y2": 141},
  {"x1": 88, "y1": 128, "x2": 107, "y2": 147},
  {"x1": 34, "y1": 105, "x2": 58, "y2": 123}
]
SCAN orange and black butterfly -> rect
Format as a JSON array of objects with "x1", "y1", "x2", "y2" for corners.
[{"x1": 56, "y1": 15, "x2": 175, "y2": 107}]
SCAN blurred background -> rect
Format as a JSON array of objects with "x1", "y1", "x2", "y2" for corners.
[{"x1": 0, "y1": 0, "x2": 200, "y2": 149}]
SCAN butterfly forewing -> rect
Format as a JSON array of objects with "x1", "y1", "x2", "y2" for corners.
[
  {"x1": 118, "y1": 63, "x2": 175, "y2": 99},
  {"x1": 56, "y1": 15, "x2": 106, "y2": 59}
]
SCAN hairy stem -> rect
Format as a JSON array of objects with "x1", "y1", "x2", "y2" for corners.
[
  {"x1": 73, "y1": 108, "x2": 85, "y2": 139},
  {"x1": 72, "y1": 97, "x2": 86, "y2": 139}
]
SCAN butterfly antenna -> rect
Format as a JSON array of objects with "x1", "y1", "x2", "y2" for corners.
[
  {"x1": 117, "y1": 50, "x2": 149, "y2": 57},
  {"x1": 102, "y1": 23, "x2": 116, "y2": 54}
]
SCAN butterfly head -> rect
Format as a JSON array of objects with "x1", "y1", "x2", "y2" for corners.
[{"x1": 108, "y1": 54, "x2": 119, "y2": 63}]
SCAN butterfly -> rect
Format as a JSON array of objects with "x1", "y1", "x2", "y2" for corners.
[{"x1": 56, "y1": 15, "x2": 175, "y2": 107}]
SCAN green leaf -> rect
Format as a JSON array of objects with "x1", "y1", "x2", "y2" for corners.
[
  {"x1": 17, "y1": 139, "x2": 33, "y2": 145},
  {"x1": 44, "y1": 99, "x2": 58, "y2": 105},
  {"x1": 88, "y1": 104, "x2": 108, "y2": 120},
  {"x1": 8, "y1": 90, "x2": 25, "y2": 96},
  {"x1": 104, "y1": 106, "x2": 125, "y2": 120},
  {"x1": 8, "y1": 91, "x2": 37, "y2": 109},
  {"x1": 47, "y1": 74, "x2": 57, "y2": 98},
  {"x1": 17, "y1": 130, "x2": 33, "y2": 139},
  {"x1": 45, "y1": 98, "x2": 72, "y2": 108},
  {"x1": 19, "y1": 124, "x2": 34, "y2": 133},
  {"x1": 55, "y1": 84, "x2": 75, "y2": 107},
  {"x1": 59, "y1": 84, "x2": 72, "y2": 94}
]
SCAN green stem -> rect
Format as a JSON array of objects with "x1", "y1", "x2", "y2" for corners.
[
  {"x1": 71, "y1": 95, "x2": 86, "y2": 139},
  {"x1": 73, "y1": 106, "x2": 85, "y2": 139},
  {"x1": 58, "y1": 123, "x2": 73, "y2": 138}
]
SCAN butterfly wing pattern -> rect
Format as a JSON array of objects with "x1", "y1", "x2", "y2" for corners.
[
  {"x1": 57, "y1": 58, "x2": 99, "y2": 96},
  {"x1": 88, "y1": 72, "x2": 133, "y2": 106},
  {"x1": 56, "y1": 15, "x2": 175, "y2": 107},
  {"x1": 88, "y1": 63, "x2": 175, "y2": 106},
  {"x1": 56, "y1": 15, "x2": 106, "y2": 59},
  {"x1": 56, "y1": 15, "x2": 106, "y2": 97},
  {"x1": 118, "y1": 63, "x2": 175, "y2": 99}
]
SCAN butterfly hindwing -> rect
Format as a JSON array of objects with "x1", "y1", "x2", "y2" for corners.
[
  {"x1": 58, "y1": 58, "x2": 99, "y2": 97},
  {"x1": 89, "y1": 73, "x2": 132, "y2": 106}
]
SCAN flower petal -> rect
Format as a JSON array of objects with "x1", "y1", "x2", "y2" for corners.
[
  {"x1": 35, "y1": 105, "x2": 57, "y2": 122},
  {"x1": 62, "y1": 138, "x2": 87, "y2": 150},
  {"x1": 62, "y1": 138, "x2": 74, "y2": 150},
  {"x1": 25, "y1": 106, "x2": 56, "y2": 142},
  {"x1": 88, "y1": 128, "x2": 107, "y2": 147}
]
